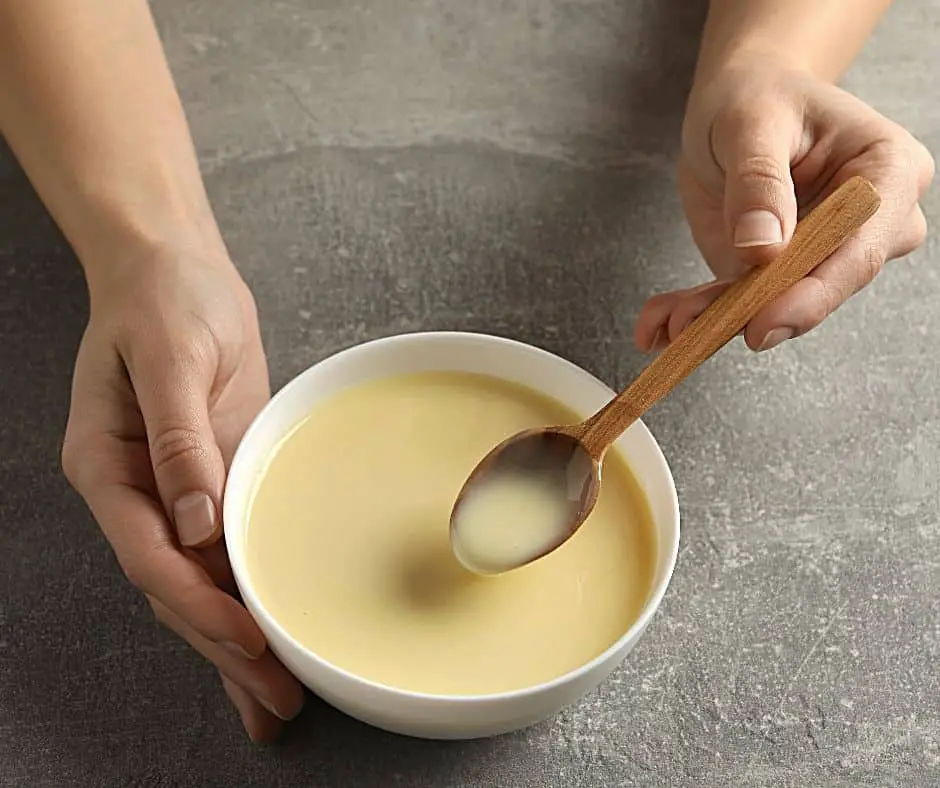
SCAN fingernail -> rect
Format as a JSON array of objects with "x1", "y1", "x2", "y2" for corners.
[
  {"x1": 174, "y1": 492, "x2": 217, "y2": 547},
  {"x1": 221, "y1": 641, "x2": 257, "y2": 660},
  {"x1": 734, "y1": 210, "x2": 784, "y2": 248},
  {"x1": 259, "y1": 695, "x2": 303, "y2": 722},
  {"x1": 758, "y1": 327, "x2": 795, "y2": 352}
]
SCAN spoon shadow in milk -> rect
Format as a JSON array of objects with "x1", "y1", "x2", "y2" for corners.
[{"x1": 394, "y1": 529, "x2": 485, "y2": 610}]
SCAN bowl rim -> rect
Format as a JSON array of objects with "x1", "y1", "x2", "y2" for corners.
[{"x1": 224, "y1": 330, "x2": 680, "y2": 703}]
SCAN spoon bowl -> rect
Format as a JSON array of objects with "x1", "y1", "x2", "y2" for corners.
[{"x1": 449, "y1": 428, "x2": 598, "y2": 574}]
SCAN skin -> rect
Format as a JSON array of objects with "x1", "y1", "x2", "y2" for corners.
[
  {"x1": 635, "y1": 0, "x2": 934, "y2": 353},
  {"x1": 0, "y1": 1, "x2": 303, "y2": 741},
  {"x1": 0, "y1": 0, "x2": 930, "y2": 742}
]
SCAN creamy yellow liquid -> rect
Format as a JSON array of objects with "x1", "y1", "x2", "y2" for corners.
[{"x1": 245, "y1": 372, "x2": 656, "y2": 695}]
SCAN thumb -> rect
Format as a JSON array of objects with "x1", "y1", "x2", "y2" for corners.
[
  {"x1": 715, "y1": 109, "x2": 799, "y2": 267},
  {"x1": 126, "y1": 343, "x2": 227, "y2": 549}
]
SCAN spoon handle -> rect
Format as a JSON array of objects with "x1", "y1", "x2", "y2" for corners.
[{"x1": 577, "y1": 175, "x2": 882, "y2": 459}]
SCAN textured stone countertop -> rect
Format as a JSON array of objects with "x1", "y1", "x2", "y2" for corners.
[{"x1": 1, "y1": 2, "x2": 938, "y2": 786}]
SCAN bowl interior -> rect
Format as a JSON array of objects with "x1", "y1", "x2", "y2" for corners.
[{"x1": 223, "y1": 331, "x2": 679, "y2": 697}]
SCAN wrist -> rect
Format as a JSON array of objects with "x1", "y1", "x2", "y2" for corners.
[
  {"x1": 692, "y1": 42, "x2": 813, "y2": 98},
  {"x1": 82, "y1": 222, "x2": 239, "y2": 307},
  {"x1": 77, "y1": 196, "x2": 233, "y2": 294},
  {"x1": 691, "y1": 0, "x2": 887, "y2": 90},
  {"x1": 77, "y1": 190, "x2": 223, "y2": 267}
]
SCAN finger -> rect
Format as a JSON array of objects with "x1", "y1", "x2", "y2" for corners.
[
  {"x1": 186, "y1": 541, "x2": 238, "y2": 596},
  {"x1": 222, "y1": 673, "x2": 284, "y2": 744},
  {"x1": 665, "y1": 280, "x2": 734, "y2": 342},
  {"x1": 634, "y1": 291, "x2": 681, "y2": 352},
  {"x1": 745, "y1": 178, "x2": 926, "y2": 351},
  {"x1": 152, "y1": 597, "x2": 305, "y2": 723},
  {"x1": 634, "y1": 281, "x2": 731, "y2": 351},
  {"x1": 124, "y1": 338, "x2": 227, "y2": 548},
  {"x1": 81, "y1": 474, "x2": 266, "y2": 657},
  {"x1": 649, "y1": 327, "x2": 670, "y2": 354},
  {"x1": 713, "y1": 102, "x2": 800, "y2": 266}
]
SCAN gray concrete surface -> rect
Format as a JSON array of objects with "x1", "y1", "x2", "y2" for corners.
[{"x1": 1, "y1": 1, "x2": 939, "y2": 785}]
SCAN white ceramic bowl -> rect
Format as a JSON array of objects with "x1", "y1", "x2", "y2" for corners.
[{"x1": 224, "y1": 331, "x2": 680, "y2": 740}]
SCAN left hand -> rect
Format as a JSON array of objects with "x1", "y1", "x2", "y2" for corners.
[
  {"x1": 635, "y1": 55, "x2": 934, "y2": 354},
  {"x1": 62, "y1": 246, "x2": 304, "y2": 742}
]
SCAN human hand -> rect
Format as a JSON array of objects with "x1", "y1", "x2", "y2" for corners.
[
  {"x1": 635, "y1": 57, "x2": 934, "y2": 353},
  {"x1": 61, "y1": 248, "x2": 304, "y2": 742}
]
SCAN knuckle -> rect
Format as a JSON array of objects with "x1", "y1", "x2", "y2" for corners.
[
  {"x1": 912, "y1": 211, "x2": 929, "y2": 248},
  {"x1": 118, "y1": 541, "x2": 173, "y2": 595},
  {"x1": 899, "y1": 141, "x2": 931, "y2": 185},
  {"x1": 717, "y1": 99, "x2": 767, "y2": 133},
  {"x1": 119, "y1": 555, "x2": 149, "y2": 593},
  {"x1": 149, "y1": 425, "x2": 206, "y2": 473},
  {"x1": 180, "y1": 316, "x2": 223, "y2": 369},
  {"x1": 898, "y1": 209, "x2": 928, "y2": 257},
  {"x1": 60, "y1": 436, "x2": 84, "y2": 489},
  {"x1": 861, "y1": 244, "x2": 887, "y2": 287},
  {"x1": 162, "y1": 340, "x2": 211, "y2": 379},
  {"x1": 119, "y1": 314, "x2": 220, "y2": 383},
  {"x1": 60, "y1": 433, "x2": 110, "y2": 493},
  {"x1": 808, "y1": 276, "x2": 841, "y2": 325},
  {"x1": 912, "y1": 141, "x2": 936, "y2": 191},
  {"x1": 877, "y1": 134, "x2": 935, "y2": 195},
  {"x1": 714, "y1": 97, "x2": 793, "y2": 175},
  {"x1": 734, "y1": 153, "x2": 788, "y2": 188}
]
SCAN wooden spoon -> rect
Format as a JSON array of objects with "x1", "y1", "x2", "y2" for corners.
[{"x1": 450, "y1": 176, "x2": 882, "y2": 575}]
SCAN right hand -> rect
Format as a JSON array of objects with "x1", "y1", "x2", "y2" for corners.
[
  {"x1": 61, "y1": 247, "x2": 305, "y2": 742},
  {"x1": 635, "y1": 58, "x2": 933, "y2": 354}
]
